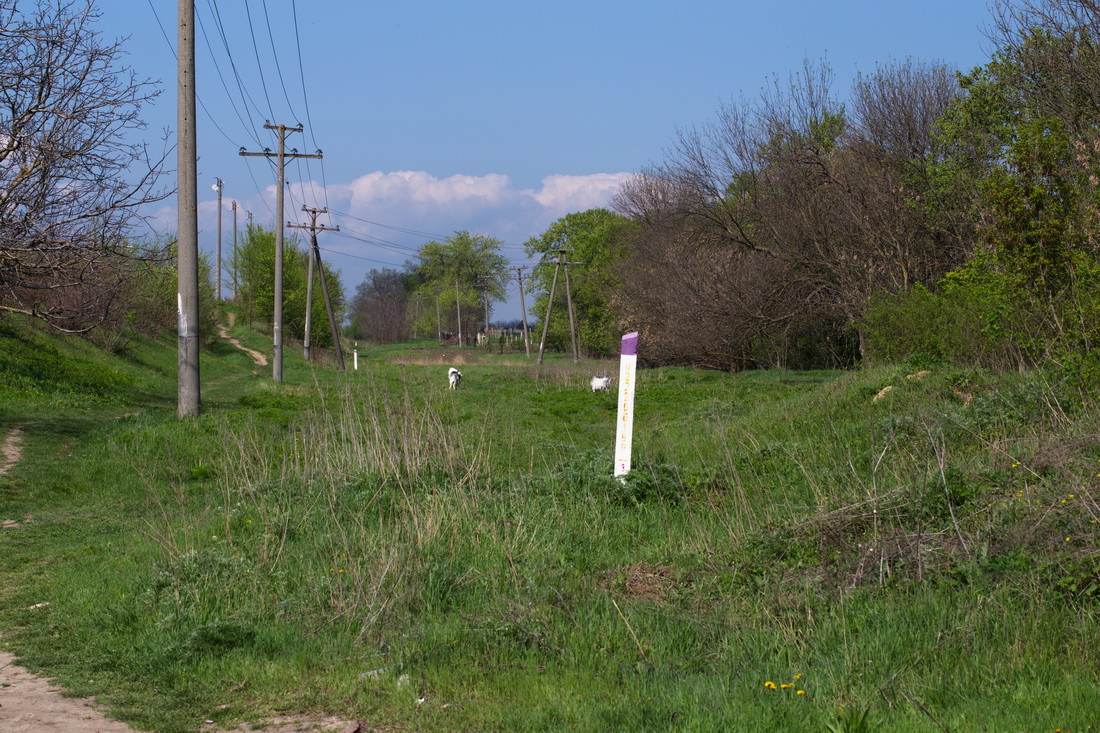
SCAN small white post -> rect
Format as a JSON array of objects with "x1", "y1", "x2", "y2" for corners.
[
  {"x1": 353, "y1": 345, "x2": 359, "y2": 371},
  {"x1": 614, "y1": 331, "x2": 639, "y2": 480}
]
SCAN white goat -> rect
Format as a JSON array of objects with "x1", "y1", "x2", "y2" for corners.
[
  {"x1": 448, "y1": 367, "x2": 462, "y2": 390},
  {"x1": 590, "y1": 375, "x2": 613, "y2": 392}
]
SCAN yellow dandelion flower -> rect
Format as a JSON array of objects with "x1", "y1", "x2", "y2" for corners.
[
  {"x1": 764, "y1": 681, "x2": 777, "y2": 689},
  {"x1": 794, "y1": 674, "x2": 802, "y2": 679},
  {"x1": 781, "y1": 683, "x2": 794, "y2": 689},
  {"x1": 797, "y1": 690, "x2": 805, "y2": 695}
]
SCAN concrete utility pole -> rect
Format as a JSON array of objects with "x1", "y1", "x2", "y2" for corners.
[
  {"x1": 515, "y1": 265, "x2": 531, "y2": 358},
  {"x1": 288, "y1": 206, "x2": 343, "y2": 369},
  {"x1": 239, "y1": 124, "x2": 322, "y2": 382},
  {"x1": 177, "y1": 0, "x2": 200, "y2": 418},
  {"x1": 231, "y1": 200, "x2": 238, "y2": 300},
  {"x1": 536, "y1": 249, "x2": 581, "y2": 364},
  {"x1": 212, "y1": 178, "x2": 223, "y2": 300}
]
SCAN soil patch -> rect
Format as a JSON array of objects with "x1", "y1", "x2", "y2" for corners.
[
  {"x1": 0, "y1": 428, "x2": 22, "y2": 477},
  {"x1": 0, "y1": 651, "x2": 137, "y2": 732},
  {"x1": 217, "y1": 323, "x2": 268, "y2": 366}
]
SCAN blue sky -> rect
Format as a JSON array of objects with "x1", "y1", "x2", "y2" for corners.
[{"x1": 100, "y1": 0, "x2": 995, "y2": 319}]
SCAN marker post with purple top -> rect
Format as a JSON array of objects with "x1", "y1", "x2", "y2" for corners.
[{"x1": 614, "y1": 331, "x2": 639, "y2": 479}]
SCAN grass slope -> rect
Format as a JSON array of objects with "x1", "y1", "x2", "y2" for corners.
[{"x1": 0, "y1": 320, "x2": 1097, "y2": 732}]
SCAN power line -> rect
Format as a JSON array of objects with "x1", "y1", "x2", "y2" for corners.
[
  {"x1": 292, "y1": 0, "x2": 329, "y2": 212},
  {"x1": 261, "y1": 0, "x2": 301, "y2": 122},
  {"x1": 242, "y1": 0, "x2": 276, "y2": 121},
  {"x1": 195, "y1": 2, "x2": 263, "y2": 147},
  {"x1": 201, "y1": 0, "x2": 267, "y2": 145}
]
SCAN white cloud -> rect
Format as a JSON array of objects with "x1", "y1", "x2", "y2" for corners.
[
  {"x1": 139, "y1": 169, "x2": 631, "y2": 317},
  {"x1": 531, "y1": 173, "x2": 629, "y2": 213}
]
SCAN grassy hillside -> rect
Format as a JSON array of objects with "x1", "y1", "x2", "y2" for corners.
[{"x1": 1, "y1": 319, "x2": 1097, "y2": 731}]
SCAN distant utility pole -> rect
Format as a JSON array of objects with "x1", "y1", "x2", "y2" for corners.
[
  {"x1": 454, "y1": 279, "x2": 462, "y2": 346},
  {"x1": 288, "y1": 206, "x2": 343, "y2": 370},
  {"x1": 475, "y1": 279, "x2": 491, "y2": 345},
  {"x1": 212, "y1": 178, "x2": 223, "y2": 300},
  {"x1": 239, "y1": 124, "x2": 322, "y2": 382},
  {"x1": 177, "y1": 0, "x2": 200, "y2": 418},
  {"x1": 231, "y1": 200, "x2": 238, "y2": 300},
  {"x1": 435, "y1": 290, "x2": 442, "y2": 340},
  {"x1": 562, "y1": 252, "x2": 580, "y2": 363},
  {"x1": 247, "y1": 210, "x2": 254, "y2": 228},
  {"x1": 536, "y1": 249, "x2": 581, "y2": 364},
  {"x1": 515, "y1": 265, "x2": 531, "y2": 358}
]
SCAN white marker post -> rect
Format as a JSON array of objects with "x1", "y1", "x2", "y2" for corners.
[{"x1": 614, "y1": 331, "x2": 639, "y2": 480}]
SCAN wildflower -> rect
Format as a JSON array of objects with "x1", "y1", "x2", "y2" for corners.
[
  {"x1": 1066, "y1": 537, "x2": 1071, "y2": 542},
  {"x1": 797, "y1": 690, "x2": 805, "y2": 695},
  {"x1": 794, "y1": 674, "x2": 802, "y2": 679},
  {"x1": 764, "y1": 681, "x2": 777, "y2": 689},
  {"x1": 781, "y1": 683, "x2": 794, "y2": 689}
]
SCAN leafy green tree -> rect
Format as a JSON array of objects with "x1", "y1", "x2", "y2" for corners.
[
  {"x1": 524, "y1": 209, "x2": 634, "y2": 356},
  {"x1": 234, "y1": 225, "x2": 344, "y2": 347},
  {"x1": 931, "y1": 26, "x2": 1100, "y2": 370},
  {"x1": 412, "y1": 231, "x2": 508, "y2": 342}
]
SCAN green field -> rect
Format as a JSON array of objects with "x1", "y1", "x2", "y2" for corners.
[{"x1": 1, "y1": 317, "x2": 1097, "y2": 732}]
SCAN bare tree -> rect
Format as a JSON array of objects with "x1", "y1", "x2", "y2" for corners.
[
  {"x1": 613, "y1": 59, "x2": 969, "y2": 367},
  {"x1": 0, "y1": 0, "x2": 169, "y2": 331},
  {"x1": 348, "y1": 268, "x2": 412, "y2": 344}
]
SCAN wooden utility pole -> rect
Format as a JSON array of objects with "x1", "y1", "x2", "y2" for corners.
[
  {"x1": 515, "y1": 265, "x2": 531, "y2": 358},
  {"x1": 177, "y1": 0, "x2": 200, "y2": 418},
  {"x1": 536, "y1": 249, "x2": 581, "y2": 364},
  {"x1": 288, "y1": 206, "x2": 342, "y2": 369},
  {"x1": 239, "y1": 125, "x2": 322, "y2": 382},
  {"x1": 212, "y1": 178, "x2": 223, "y2": 299}
]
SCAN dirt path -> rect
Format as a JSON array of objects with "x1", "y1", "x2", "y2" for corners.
[
  {"x1": 0, "y1": 427, "x2": 22, "y2": 477},
  {"x1": 0, "y1": 651, "x2": 139, "y2": 732},
  {"x1": 1, "y1": 428, "x2": 356, "y2": 732},
  {"x1": 3, "y1": 425, "x2": 139, "y2": 732},
  {"x1": 0, "y1": 648, "x2": 359, "y2": 731},
  {"x1": 217, "y1": 313, "x2": 268, "y2": 367}
]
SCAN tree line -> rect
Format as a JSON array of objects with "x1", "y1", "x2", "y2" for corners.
[
  {"x1": 348, "y1": 0, "x2": 1100, "y2": 379},
  {"x1": 7, "y1": 0, "x2": 1100, "y2": 380}
]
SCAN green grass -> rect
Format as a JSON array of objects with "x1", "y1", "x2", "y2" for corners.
[{"x1": 1, "y1": 321, "x2": 1098, "y2": 731}]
